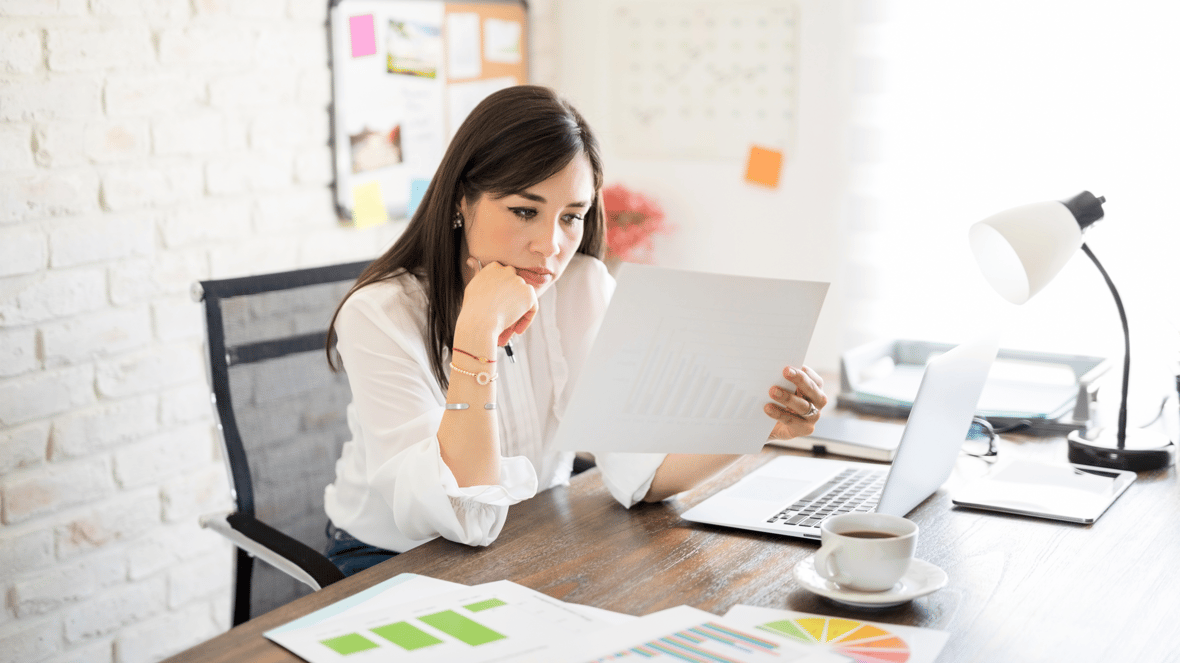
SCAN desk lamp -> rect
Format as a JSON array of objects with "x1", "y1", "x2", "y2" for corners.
[{"x1": 968, "y1": 191, "x2": 1175, "y2": 471}]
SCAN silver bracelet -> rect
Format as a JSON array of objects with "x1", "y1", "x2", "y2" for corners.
[{"x1": 444, "y1": 403, "x2": 497, "y2": 410}]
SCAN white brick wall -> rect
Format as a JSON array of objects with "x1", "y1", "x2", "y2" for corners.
[
  {"x1": 0, "y1": 1, "x2": 559, "y2": 661},
  {"x1": 0, "y1": 24, "x2": 43, "y2": 75},
  {"x1": 0, "y1": 76, "x2": 104, "y2": 122},
  {"x1": 1, "y1": 170, "x2": 103, "y2": 223},
  {"x1": 0, "y1": 225, "x2": 47, "y2": 278},
  {"x1": 46, "y1": 26, "x2": 155, "y2": 73}
]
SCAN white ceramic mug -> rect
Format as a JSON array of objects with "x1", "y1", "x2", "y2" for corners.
[{"x1": 813, "y1": 513, "x2": 918, "y2": 592}]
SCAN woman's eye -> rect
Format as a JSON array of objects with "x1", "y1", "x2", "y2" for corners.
[
  {"x1": 510, "y1": 207, "x2": 537, "y2": 220},
  {"x1": 562, "y1": 213, "x2": 584, "y2": 225}
]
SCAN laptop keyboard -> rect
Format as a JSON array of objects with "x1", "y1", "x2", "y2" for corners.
[{"x1": 766, "y1": 468, "x2": 886, "y2": 529}]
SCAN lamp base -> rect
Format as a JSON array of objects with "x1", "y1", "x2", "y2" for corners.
[{"x1": 1067, "y1": 428, "x2": 1175, "y2": 471}]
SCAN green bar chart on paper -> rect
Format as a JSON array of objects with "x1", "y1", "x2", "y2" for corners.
[
  {"x1": 320, "y1": 633, "x2": 380, "y2": 656},
  {"x1": 419, "y1": 610, "x2": 506, "y2": 646},
  {"x1": 370, "y1": 622, "x2": 443, "y2": 651},
  {"x1": 317, "y1": 604, "x2": 506, "y2": 655},
  {"x1": 270, "y1": 580, "x2": 606, "y2": 663},
  {"x1": 465, "y1": 598, "x2": 508, "y2": 612}
]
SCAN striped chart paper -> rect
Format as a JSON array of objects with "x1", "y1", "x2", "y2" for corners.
[
  {"x1": 544, "y1": 605, "x2": 842, "y2": 663},
  {"x1": 591, "y1": 620, "x2": 782, "y2": 662}
]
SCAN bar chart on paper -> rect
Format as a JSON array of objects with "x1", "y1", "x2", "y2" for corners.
[
  {"x1": 547, "y1": 606, "x2": 841, "y2": 663},
  {"x1": 320, "y1": 605, "x2": 507, "y2": 655},
  {"x1": 590, "y1": 621, "x2": 791, "y2": 662},
  {"x1": 555, "y1": 264, "x2": 828, "y2": 455},
  {"x1": 269, "y1": 583, "x2": 606, "y2": 663},
  {"x1": 621, "y1": 311, "x2": 791, "y2": 421}
]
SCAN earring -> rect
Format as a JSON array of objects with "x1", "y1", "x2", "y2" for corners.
[{"x1": 452, "y1": 212, "x2": 463, "y2": 229}]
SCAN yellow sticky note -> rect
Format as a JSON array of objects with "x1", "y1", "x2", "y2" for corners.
[
  {"x1": 351, "y1": 181, "x2": 389, "y2": 228},
  {"x1": 745, "y1": 145, "x2": 784, "y2": 188}
]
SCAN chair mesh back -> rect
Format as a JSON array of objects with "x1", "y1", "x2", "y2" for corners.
[{"x1": 218, "y1": 280, "x2": 354, "y2": 618}]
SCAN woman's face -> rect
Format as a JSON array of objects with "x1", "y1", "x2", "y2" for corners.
[{"x1": 459, "y1": 152, "x2": 594, "y2": 298}]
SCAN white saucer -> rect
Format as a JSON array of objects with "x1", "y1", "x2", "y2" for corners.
[{"x1": 793, "y1": 555, "x2": 948, "y2": 609}]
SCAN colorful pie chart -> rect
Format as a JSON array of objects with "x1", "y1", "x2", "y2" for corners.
[{"x1": 756, "y1": 617, "x2": 911, "y2": 663}]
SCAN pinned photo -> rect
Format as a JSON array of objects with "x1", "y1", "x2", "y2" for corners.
[
  {"x1": 350, "y1": 124, "x2": 402, "y2": 173},
  {"x1": 484, "y1": 18, "x2": 522, "y2": 64},
  {"x1": 387, "y1": 19, "x2": 442, "y2": 78}
]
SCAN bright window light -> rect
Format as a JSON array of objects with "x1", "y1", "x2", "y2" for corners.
[{"x1": 851, "y1": 0, "x2": 1180, "y2": 407}]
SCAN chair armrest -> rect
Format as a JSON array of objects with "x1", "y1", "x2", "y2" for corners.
[{"x1": 200, "y1": 511, "x2": 345, "y2": 590}]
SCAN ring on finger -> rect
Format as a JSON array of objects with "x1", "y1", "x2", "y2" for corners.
[{"x1": 787, "y1": 402, "x2": 818, "y2": 420}]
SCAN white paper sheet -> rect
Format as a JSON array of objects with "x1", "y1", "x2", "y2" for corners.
[
  {"x1": 266, "y1": 573, "x2": 463, "y2": 636},
  {"x1": 555, "y1": 264, "x2": 828, "y2": 454},
  {"x1": 445, "y1": 12, "x2": 481, "y2": 79},
  {"x1": 483, "y1": 17, "x2": 522, "y2": 63},
  {"x1": 526, "y1": 605, "x2": 845, "y2": 663},
  {"x1": 723, "y1": 605, "x2": 950, "y2": 663},
  {"x1": 305, "y1": 575, "x2": 467, "y2": 633},
  {"x1": 446, "y1": 76, "x2": 516, "y2": 140},
  {"x1": 268, "y1": 580, "x2": 615, "y2": 663},
  {"x1": 560, "y1": 602, "x2": 639, "y2": 625}
]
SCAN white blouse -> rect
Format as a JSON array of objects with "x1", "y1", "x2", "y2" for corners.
[{"x1": 323, "y1": 254, "x2": 667, "y2": 553}]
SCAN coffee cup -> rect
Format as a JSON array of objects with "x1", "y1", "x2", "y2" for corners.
[{"x1": 813, "y1": 513, "x2": 917, "y2": 592}]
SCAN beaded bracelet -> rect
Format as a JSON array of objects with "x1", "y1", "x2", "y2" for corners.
[
  {"x1": 453, "y1": 347, "x2": 495, "y2": 363},
  {"x1": 444, "y1": 403, "x2": 498, "y2": 410},
  {"x1": 449, "y1": 361, "x2": 496, "y2": 385}
]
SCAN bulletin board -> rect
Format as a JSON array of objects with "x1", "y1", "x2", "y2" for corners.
[
  {"x1": 329, "y1": 0, "x2": 529, "y2": 226},
  {"x1": 609, "y1": 1, "x2": 798, "y2": 160}
]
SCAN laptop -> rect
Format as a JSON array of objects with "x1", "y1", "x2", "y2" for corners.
[{"x1": 681, "y1": 337, "x2": 998, "y2": 540}]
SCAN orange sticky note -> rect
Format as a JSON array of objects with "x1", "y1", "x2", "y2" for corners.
[
  {"x1": 745, "y1": 145, "x2": 784, "y2": 188},
  {"x1": 351, "y1": 181, "x2": 389, "y2": 228}
]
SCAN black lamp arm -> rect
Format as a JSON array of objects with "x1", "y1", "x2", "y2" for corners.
[{"x1": 1080, "y1": 243, "x2": 1130, "y2": 448}]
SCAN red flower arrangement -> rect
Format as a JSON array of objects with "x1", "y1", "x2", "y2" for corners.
[{"x1": 602, "y1": 184, "x2": 672, "y2": 264}]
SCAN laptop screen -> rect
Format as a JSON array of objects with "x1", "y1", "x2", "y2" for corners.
[{"x1": 876, "y1": 337, "x2": 998, "y2": 516}]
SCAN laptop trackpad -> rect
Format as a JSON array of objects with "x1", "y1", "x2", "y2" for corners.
[{"x1": 729, "y1": 476, "x2": 814, "y2": 504}]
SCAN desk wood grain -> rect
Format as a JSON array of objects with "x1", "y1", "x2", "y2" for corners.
[{"x1": 168, "y1": 436, "x2": 1180, "y2": 663}]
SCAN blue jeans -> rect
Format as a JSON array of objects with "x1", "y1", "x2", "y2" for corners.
[{"x1": 324, "y1": 522, "x2": 398, "y2": 577}]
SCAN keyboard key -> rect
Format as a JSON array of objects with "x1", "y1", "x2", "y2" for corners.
[{"x1": 769, "y1": 468, "x2": 887, "y2": 527}]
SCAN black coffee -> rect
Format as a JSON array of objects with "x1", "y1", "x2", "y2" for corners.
[{"x1": 841, "y1": 530, "x2": 897, "y2": 539}]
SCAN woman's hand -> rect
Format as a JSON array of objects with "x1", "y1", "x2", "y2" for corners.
[
  {"x1": 765, "y1": 365, "x2": 827, "y2": 441},
  {"x1": 458, "y1": 258, "x2": 538, "y2": 347}
]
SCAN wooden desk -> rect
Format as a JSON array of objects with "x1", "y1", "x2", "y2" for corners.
[{"x1": 170, "y1": 434, "x2": 1180, "y2": 663}]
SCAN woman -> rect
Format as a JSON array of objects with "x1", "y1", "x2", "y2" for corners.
[{"x1": 323, "y1": 85, "x2": 827, "y2": 576}]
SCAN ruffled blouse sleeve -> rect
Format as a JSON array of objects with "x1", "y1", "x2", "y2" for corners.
[{"x1": 329, "y1": 287, "x2": 537, "y2": 550}]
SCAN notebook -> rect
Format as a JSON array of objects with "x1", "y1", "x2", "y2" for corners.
[
  {"x1": 951, "y1": 458, "x2": 1135, "y2": 524},
  {"x1": 681, "y1": 336, "x2": 998, "y2": 540},
  {"x1": 768, "y1": 415, "x2": 906, "y2": 462}
]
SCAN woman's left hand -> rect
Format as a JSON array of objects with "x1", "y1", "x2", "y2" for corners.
[{"x1": 764, "y1": 365, "x2": 827, "y2": 441}]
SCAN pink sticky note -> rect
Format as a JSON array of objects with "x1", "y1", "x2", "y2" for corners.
[{"x1": 349, "y1": 15, "x2": 376, "y2": 58}]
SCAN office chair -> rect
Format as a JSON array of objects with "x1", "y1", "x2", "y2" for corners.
[{"x1": 193, "y1": 260, "x2": 368, "y2": 625}]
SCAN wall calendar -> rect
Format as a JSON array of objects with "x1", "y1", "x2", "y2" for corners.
[{"x1": 609, "y1": 1, "x2": 799, "y2": 160}]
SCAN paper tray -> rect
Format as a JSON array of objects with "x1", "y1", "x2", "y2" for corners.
[{"x1": 837, "y1": 339, "x2": 1110, "y2": 435}]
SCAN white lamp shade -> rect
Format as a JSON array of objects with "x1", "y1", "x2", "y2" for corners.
[{"x1": 968, "y1": 200, "x2": 1083, "y2": 304}]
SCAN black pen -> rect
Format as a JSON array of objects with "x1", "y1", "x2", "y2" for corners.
[{"x1": 505, "y1": 339, "x2": 516, "y2": 363}]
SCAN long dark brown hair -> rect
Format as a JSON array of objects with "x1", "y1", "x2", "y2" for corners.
[{"x1": 327, "y1": 85, "x2": 606, "y2": 389}]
